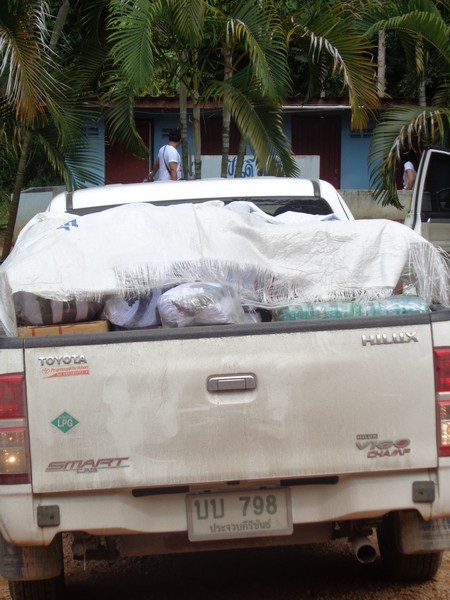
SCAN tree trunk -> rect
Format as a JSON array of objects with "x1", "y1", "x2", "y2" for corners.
[
  {"x1": 234, "y1": 136, "x2": 246, "y2": 178},
  {"x1": 192, "y1": 57, "x2": 202, "y2": 179},
  {"x1": 416, "y1": 42, "x2": 427, "y2": 107},
  {"x1": 179, "y1": 75, "x2": 189, "y2": 180},
  {"x1": 192, "y1": 88, "x2": 202, "y2": 179},
  {"x1": 50, "y1": 0, "x2": 70, "y2": 50},
  {"x1": 419, "y1": 80, "x2": 426, "y2": 107},
  {"x1": 221, "y1": 48, "x2": 233, "y2": 178},
  {"x1": 221, "y1": 109, "x2": 231, "y2": 177},
  {"x1": 377, "y1": 30, "x2": 386, "y2": 98},
  {"x1": 1, "y1": 132, "x2": 31, "y2": 260}
]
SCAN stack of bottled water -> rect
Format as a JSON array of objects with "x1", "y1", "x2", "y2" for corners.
[{"x1": 273, "y1": 295, "x2": 429, "y2": 321}]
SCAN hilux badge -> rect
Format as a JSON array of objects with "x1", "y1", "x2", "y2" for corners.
[{"x1": 361, "y1": 332, "x2": 418, "y2": 346}]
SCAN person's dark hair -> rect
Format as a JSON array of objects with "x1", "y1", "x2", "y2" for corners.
[
  {"x1": 401, "y1": 148, "x2": 417, "y2": 167},
  {"x1": 168, "y1": 129, "x2": 181, "y2": 142}
]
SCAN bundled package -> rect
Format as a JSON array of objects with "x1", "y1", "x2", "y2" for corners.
[
  {"x1": 13, "y1": 291, "x2": 102, "y2": 327},
  {"x1": 157, "y1": 282, "x2": 247, "y2": 328},
  {"x1": 103, "y1": 290, "x2": 163, "y2": 329},
  {"x1": 272, "y1": 295, "x2": 429, "y2": 322}
]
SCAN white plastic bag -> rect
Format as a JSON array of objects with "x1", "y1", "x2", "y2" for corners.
[{"x1": 158, "y1": 282, "x2": 247, "y2": 328}]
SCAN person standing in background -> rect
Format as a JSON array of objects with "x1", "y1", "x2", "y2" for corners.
[
  {"x1": 145, "y1": 129, "x2": 182, "y2": 181},
  {"x1": 403, "y1": 153, "x2": 417, "y2": 190}
]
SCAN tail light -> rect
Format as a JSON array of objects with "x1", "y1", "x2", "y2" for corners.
[
  {"x1": 0, "y1": 374, "x2": 30, "y2": 483},
  {"x1": 434, "y1": 348, "x2": 450, "y2": 457}
]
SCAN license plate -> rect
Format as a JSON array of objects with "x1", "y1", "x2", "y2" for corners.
[{"x1": 186, "y1": 488, "x2": 293, "y2": 541}]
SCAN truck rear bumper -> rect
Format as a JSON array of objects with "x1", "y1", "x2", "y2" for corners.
[{"x1": 3, "y1": 467, "x2": 450, "y2": 547}]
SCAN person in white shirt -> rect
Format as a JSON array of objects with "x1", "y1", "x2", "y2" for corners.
[
  {"x1": 145, "y1": 129, "x2": 182, "y2": 181},
  {"x1": 403, "y1": 156, "x2": 417, "y2": 190}
]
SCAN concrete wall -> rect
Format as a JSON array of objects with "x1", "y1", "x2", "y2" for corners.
[
  {"x1": 14, "y1": 187, "x2": 65, "y2": 242},
  {"x1": 339, "y1": 189, "x2": 412, "y2": 221},
  {"x1": 199, "y1": 155, "x2": 320, "y2": 179}
]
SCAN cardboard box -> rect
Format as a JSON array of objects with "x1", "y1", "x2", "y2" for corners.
[{"x1": 18, "y1": 320, "x2": 109, "y2": 338}]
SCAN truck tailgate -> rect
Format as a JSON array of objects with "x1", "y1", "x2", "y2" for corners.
[{"x1": 25, "y1": 318, "x2": 437, "y2": 493}]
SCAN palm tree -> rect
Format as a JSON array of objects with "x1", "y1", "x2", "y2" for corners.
[
  {"x1": 362, "y1": 0, "x2": 450, "y2": 205},
  {"x1": 205, "y1": 0, "x2": 297, "y2": 177},
  {"x1": 106, "y1": 0, "x2": 299, "y2": 179},
  {"x1": 165, "y1": 0, "x2": 207, "y2": 179},
  {"x1": 284, "y1": 0, "x2": 381, "y2": 132},
  {"x1": 0, "y1": 0, "x2": 103, "y2": 259},
  {"x1": 106, "y1": 0, "x2": 190, "y2": 174},
  {"x1": 1, "y1": 0, "x2": 57, "y2": 258}
]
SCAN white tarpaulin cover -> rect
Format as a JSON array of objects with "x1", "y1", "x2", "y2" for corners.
[{"x1": 0, "y1": 201, "x2": 449, "y2": 336}]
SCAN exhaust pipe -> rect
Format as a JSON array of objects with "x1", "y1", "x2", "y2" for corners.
[{"x1": 350, "y1": 536, "x2": 378, "y2": 563}]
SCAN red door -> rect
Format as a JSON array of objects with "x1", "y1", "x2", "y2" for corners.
[
  {"x1": 292, "y1": 115, "x2": 341, "y2": 188},
  {"x1": 105, "y1": 120, "x2": 152, "y2": 184},
  {"x1": 201, "y1": 117, "x2": 240, "y2": 154}
]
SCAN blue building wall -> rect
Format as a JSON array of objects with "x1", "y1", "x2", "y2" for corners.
[
  {"x1": 340, "y1": 113, "x2": 373, "y2": 189},
  {"x1": 85, "y1": 116, "x2": 105, "y2": 185}
]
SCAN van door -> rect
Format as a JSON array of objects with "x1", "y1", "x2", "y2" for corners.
[{"x1": 404, "y1": 146, "x2": 450, "y2": 253}]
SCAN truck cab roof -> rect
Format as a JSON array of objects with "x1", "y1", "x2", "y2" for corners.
[{"x1": 47, "y1": 177, "x2": 354, "y2": 221}]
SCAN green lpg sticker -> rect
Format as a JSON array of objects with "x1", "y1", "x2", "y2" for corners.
[{"x1": 51, "y1": 412, "x2": 79, "y2": 433}]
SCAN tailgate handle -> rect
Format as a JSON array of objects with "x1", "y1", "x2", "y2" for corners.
[{"x1": 207, "y1": 374, "x2": 256, "y2": 392}]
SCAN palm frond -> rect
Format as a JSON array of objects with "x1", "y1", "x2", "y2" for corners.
[
  {"x1": 75, "y1": 0, "x2": 110, "y2": 38},
  {"x1": 369, "y1": 105, "x2": 450, "y2": 206},
  {"x1": 205, "y1": 79, "x2": 299, "y2": 177},
  {"x1": 228, "y1": 0, "x2": 292, "y2": 100},
  {"x1": 289, "y1": 5, "x2": 380, "y2": 130},
  {"x1": 433, "y1": 80, "x2": 450, "y2": 107},
  {"x1": 102, "y1": 82, "x2": 148, "y2": 157},
  {"x1": 107, "y1": 0, "x2": 160, "y2": 90},
  {"x1": 364, "y1": 8, "x2": 450, "y2": 61},
  {"x1": 0, "y1": 0, "x2": 63, "y2": 125},
  {"x1": 169, "y1": 0, "x2": 205, "y2": 47}
]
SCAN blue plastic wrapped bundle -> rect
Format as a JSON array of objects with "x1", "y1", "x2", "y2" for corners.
[
  {"x1": 102, "y1": 290, "x2": 164, "y2": 329},
  {"x1": 272, "y1": 295, "x2": 429, "y2": 321},
  {"x1": 357, "y1": 295, "x2": 429, "y2": 317},
  {"x1": 273, "y1": 301, "x2": 356, "y2": 321}
]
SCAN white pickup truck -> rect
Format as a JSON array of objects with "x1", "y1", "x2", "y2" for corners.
[
  {"x1": 1, "y1": 175, "x2": 450, "y2": 600},
  {"x1": 404, "y1": 146, "x2": 450, "y2": 253}
]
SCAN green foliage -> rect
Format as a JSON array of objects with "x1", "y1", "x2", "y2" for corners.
[
  {"x1": 285, "y1": 2, "x2": 381, "y2": 131},
  {"x1": 0, "y1": 1, "x2": 105, "y2": 189},
  {"x1": 370, "y1": 106, "x2": 450, "y2": 206},
  {"x1": 0, "y1": 0, "x2": 109, "y2": 257},
  {"x1": 1, "y1": 0, "x2": 449, "y2": 211},
  {"x1": 106, "y1": 0, "x2": 298, "y2": 175},
  {"x1": 365, "y1": 0, "x2": 450, "y2": 204}
]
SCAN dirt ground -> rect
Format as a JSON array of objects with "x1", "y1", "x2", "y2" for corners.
[{"x1": 1, "y1": 541, "x2": 450, "y2": 600}]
